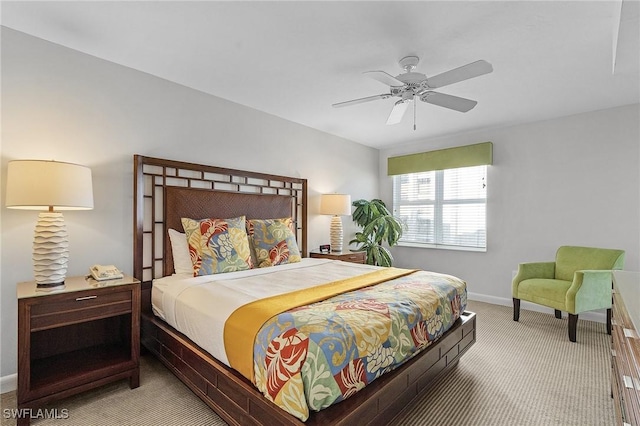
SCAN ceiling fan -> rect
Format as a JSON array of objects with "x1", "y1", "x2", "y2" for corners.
[{"x1": 332, "y1": 56, "x2": 493, "y2": 126}]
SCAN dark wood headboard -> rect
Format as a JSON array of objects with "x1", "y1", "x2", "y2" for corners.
[
  {"x1": 163, "y1": 187, "x2": 296, "y2": 276},
  {"x1": 133, "y1": 155, "x2": 307, "y2": 287}
]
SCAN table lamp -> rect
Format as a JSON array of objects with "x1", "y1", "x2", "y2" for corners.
[
  {"x1": 320, "y1": 193, "x2": 351, "y2": 253},
  {"x1": 6, "y1": 160, "x2": 94, "y2": 287}
]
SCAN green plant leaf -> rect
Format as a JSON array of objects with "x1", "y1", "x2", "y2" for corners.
[
  {"x1": 350, "y1": 198, "x2": 404, "y2": 266},
  {"x1": 378, "y1": 246, "x2": 393, "y2": 267}
]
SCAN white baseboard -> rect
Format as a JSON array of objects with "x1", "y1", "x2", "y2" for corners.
[
  {"x1": 467, "y1": 292, "x2": 607, "y2": 323},
  {"x1": 1, "y1": 373, "x2": 17, "y2": 393}
]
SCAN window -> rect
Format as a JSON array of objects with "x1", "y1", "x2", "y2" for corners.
[{"x1": 392, "y1": 165, "x2": 487, "y2": 250}]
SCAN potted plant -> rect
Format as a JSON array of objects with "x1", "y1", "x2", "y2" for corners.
[{"x1": 349, "y1": 199, "x2": 405, "y2": 267}]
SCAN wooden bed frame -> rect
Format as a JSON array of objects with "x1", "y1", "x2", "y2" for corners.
[{"x1": 133, "y1": 155, "x2": 476, "y2": 425}]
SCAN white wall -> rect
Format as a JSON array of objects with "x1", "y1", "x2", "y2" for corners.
[
  {"x1": 0, "y1": 28, "x2": 379, "y2": 378},
  {"x1": 380, "y1": 104, "x2": 640, "y2": 310}
]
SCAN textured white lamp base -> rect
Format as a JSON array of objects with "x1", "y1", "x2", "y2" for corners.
[
  {"x1": 330, "y1": 215, "x2": 344, "y2": 253},
  {"x1": 33, "y1": 212, "x2": 69, "y2": 286}
]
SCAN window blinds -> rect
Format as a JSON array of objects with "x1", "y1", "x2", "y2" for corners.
[
  {"x1": 390, "y1": 142, "x2": 491, "y2": 250},
  {"x1": 393, "y1": 166, "x2": 487, "y2": 249}
]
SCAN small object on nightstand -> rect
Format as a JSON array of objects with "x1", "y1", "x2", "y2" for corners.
[
  {"x1": 89, "y1": 264, "x2": 124, "y2": 281},
  {"x1": 310, "y1": 249, "x2": 366, "y2": 264},
  {"x1": 319, "y1": 244, "x2": 331, "y2": 254}
]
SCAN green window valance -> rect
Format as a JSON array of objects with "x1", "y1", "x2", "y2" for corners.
[{"x1": 387, "y1": 141, "x2": 493, "y2": 176}]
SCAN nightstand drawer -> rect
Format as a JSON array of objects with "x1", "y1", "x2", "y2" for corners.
[
  {"x1": 30, "y1": 289, "x2": 132, "y2": 331},
  {"x1": 341, "y1": 253, "x2": 366, "y2": 263},
  {"x1": 309, "y1": 250, "x2": 367, "y2": 264}
]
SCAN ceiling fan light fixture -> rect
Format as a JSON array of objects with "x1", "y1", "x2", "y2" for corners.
[{"x1": 399, "y1": 56, "x2": 420, "y2": 72}]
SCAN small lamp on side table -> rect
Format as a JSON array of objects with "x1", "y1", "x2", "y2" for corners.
[
  {"x1": 6, "y1": 160, "x2": 94, "y2": 288},
  {"x1": 320, "y1": 193, "x2": 351, "y2": 253}
]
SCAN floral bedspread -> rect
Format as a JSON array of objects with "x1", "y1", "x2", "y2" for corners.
[{"x1": 252, "y1": 270, "x2": 467, "y2": 421}]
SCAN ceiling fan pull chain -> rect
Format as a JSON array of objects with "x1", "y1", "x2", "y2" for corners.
[{"x1": 413, "y1": 98, "x2": 417, "y2": 130}]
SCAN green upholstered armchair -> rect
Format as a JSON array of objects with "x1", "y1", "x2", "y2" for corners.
[{"x1": 512, "y1": 246, "x2": 625, "y2": 342}]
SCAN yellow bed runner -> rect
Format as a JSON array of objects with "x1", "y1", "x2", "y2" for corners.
[{"x1": 223, "y1": 267, "x2": 416, "y2": 380}]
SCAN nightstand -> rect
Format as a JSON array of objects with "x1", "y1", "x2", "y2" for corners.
[
  {"x1": 310, "y1": 250, "x2": 367, "y2": 264},
  {"x1": 17, "y1": 275, "x2": 140, "y2": 426}
]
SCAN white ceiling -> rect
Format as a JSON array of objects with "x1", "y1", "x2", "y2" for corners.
[{"x1": 2, "y1": 1, "x2": 639, "y2": 149}]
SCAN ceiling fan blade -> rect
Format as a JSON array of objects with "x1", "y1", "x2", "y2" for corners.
[
  {"x1": 332, "y1": 93, "x2": 391, "y2": 108},
  {"x1": 421, "y1": 91, "x2": 478, "y2": 113},
  {"x1": 386, "y1": 100, "x2": 410, "y2": 125},
  {"x1": 364, "y1": 71, "x2": 405, "y2": 87},
  {"x1": 426, "y1": 60, "x2": 493, "y2": 89}
]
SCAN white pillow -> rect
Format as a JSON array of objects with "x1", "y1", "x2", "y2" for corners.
[{"x1": 168, "y1": 228, "x2": 193, "y2": 275}]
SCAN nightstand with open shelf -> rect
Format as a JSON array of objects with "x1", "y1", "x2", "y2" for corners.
[{"x1": 17, "y1": 275, "x2": 140, "y2": 426}]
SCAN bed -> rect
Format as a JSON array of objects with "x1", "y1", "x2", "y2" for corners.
[{"x1": 133, "y1": 155, "x2": 476, "y2": 425}]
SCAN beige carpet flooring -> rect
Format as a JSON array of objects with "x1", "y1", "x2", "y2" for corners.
[{"x1": 1, "y1": 301, "x2": 615, "y2": 425}]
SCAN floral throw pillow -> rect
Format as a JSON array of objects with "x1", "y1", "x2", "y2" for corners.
[
  {"x1": 268, "y1": 240, "x2": 290, "y2": 266},
  {"x1": 181, "y1": 215, "x2": 253, "y2": 276},
  {"x1": 247, "y1": 218, "x2": 301, "y2": 268}
]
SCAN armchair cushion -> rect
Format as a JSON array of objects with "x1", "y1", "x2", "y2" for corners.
[
  {"x1": 518, "y1": 279, "x2": 572, "y2": 312},
  {"x1": 511, "y1": 261, "x2": 555, "y2": 296}
]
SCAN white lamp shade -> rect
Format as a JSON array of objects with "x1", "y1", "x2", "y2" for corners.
[
  {"x1": 6, "y1": 160, "x2": 94, "y2": 210},
  {"x1": 6, "y1": 160, "x2": 94, "y2": 286},
  {"x1": 320, "y1": 194, "x2": 351, "y2": 216}
]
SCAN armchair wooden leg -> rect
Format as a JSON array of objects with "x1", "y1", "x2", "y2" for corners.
[
  {"x1": 606, "y1": 308, "x2": 612, "y2": 335},
  {"x1": 513, "y1": 298, "x2": 520, "y2": 321},
  {"x1": 568, "y1": 314, "x2": 578, "y2": 342},
  {"x1": 555, "y1": 309, "x2": 562, "y2": 319}
]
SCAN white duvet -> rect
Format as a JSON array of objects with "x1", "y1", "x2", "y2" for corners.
[{"x1": 152, "y1": 258, "x2": 380, "y2": 365}]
